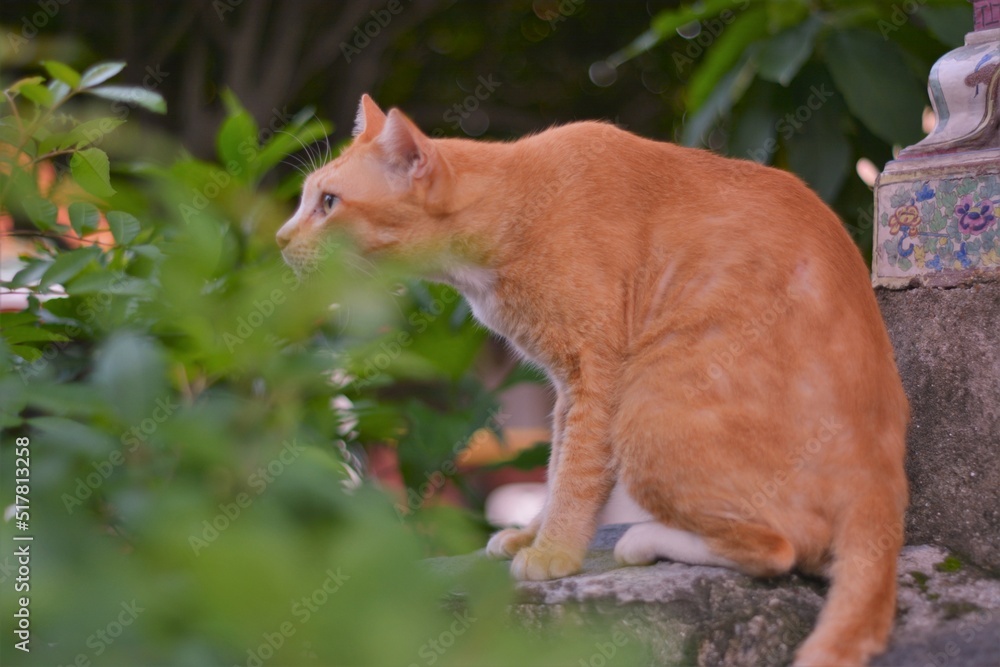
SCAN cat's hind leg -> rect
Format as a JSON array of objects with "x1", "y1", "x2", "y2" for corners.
[
  {"x1": 616, "y1": 518, "x2": 796, "y2": 579},
  {"x1": 614, "y1": 521, "x2": 736, "y2": 568}
]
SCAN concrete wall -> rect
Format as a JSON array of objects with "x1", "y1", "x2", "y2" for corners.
[{"x1": 877, "y1": 280, "x2": 1000, "y2": 573}]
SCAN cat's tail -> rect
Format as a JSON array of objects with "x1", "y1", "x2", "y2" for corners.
[{"x1": 793, "y1": 485, "x2": 905, "y2": 667}]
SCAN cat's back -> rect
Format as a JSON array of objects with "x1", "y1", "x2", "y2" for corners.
[{"x1": 516, "y1": 122, "x2": 844, "y2": 243}]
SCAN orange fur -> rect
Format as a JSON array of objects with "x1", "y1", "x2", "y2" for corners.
[{"x1": 277, "y1": 96, "x2": 909, "y2": 667}]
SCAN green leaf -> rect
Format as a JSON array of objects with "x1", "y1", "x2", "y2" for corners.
[
  {"x1": 43, "y1": 61, "x2": 81, "y2": 88},
  {"x1": 0, "y1": 312, "x2": 37, "y2": 328},
  {"x1": 889, "y1": 190, "x2": 912, "y2": 208},
  {"x1": 68, "y1": 201, "x2": 101, "y2": 236},
  {"x1": 18, "y1": 83, "x2": 52, "y2": 107},
  {"x1": 29, "y1": 416, "x2": 115, "y2": 455},
  {"x1": 70, "y1": 147, "x2": 116, "y2": 198},
  {"x1": 23, "y1": 196, "x2": 58, "y2": 230},
  {"x1": 687, "y1": 7, "x2": 769, "y2": 111},
  {"x1": 2, "y1": 326, "x2": 70, "y2": 345},
  {"x1": 66, "y1": 271, "x2": 150, "y2": 297},
  {"x1": 42, "y1": 118, "x2": 126, "y2": 153},
  {"x1": 8, "y1": 259, "x2": 52, "y2": 288},
  {"x1": 9, "y1": 345, "x2": 43, "y2": 362},
  {"x1": 217, "y1": 108, "x2": 259, "y2": 178},
  {"x1": 609, "y1": 0, "x2": 742, "y2": 65},
  {"x1": 484, "y1": 441, "x2": 550, "y2": 471},
  {"x1": 48, "y1": 79, "x2": 72, "y2": 107},
  {"x1": 6, "y1": 76, "x2": 44, "y2": 94},
  {"x1": 728, "y1": 82, "x2": 778, "y2": 162},
  {"x1": 956, "y1": 177, "x2": 978, "y2": 196},
  {"x1": 0, "y1": 123, "x2": 20, "y2": 146},
  {"x1": 87, "y1": 85, "x2": 167, "y2": 114},
  {"x1": 79, "y1": 61, "x2": 126, "y2": 88},
  {"x1": 682, "y1": 53, "x2": 758, "y2": 146},
  {"x1": 921, "y1": 6, "x2": 972, "y2": 48},
  {"x1": 824, "y1": 29, "x2": 925, "y2": 145},
  {"x1": 757, "y1": 15, "x2": 823, "y2": 86},
  {"x1": 91, "y1": 332, "x2": 167, "y2": 425},
  {"x1": 40, "y1": 246, "x2": 102, "y2": 290},
  {"x1": 129, "y1": 244, "x2": 164, "y2": 262},
  {"x1": 22, "y1": 383, "x2": 106, "y2": 417},
  {"x1": 785, "y1": 80, "x2": 850, "y2": 202},
  {"x1": 938, "y1": 191, "x2": 958, "y2": 218},
  {"x1": 498, "y1": 361, "x2": 549, "y2": 391},
  {"x1": 397, "y1": 389, "x2": 496, "y2": 492},
  {"x1": 106, "y1": 211, "x2": 141, "y2": 245}
]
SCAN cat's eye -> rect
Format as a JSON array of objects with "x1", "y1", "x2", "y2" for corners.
[{"x1": 321, "y1": 193, "x2": 339, "y2": 214}]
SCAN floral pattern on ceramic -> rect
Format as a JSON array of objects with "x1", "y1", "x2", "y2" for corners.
[{"x1": 876, "y1": 175, "x2": 1000, "y2": 276}]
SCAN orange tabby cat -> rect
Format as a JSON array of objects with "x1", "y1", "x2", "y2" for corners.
[{"x1": 277, "y1": 95, "x2": 909, "y2": 667}]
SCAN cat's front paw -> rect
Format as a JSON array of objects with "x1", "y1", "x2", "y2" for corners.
[
  {"x1": 485, "y1": 527, "x2": 536, "y2": 559},
  {"x1": 510, "y1": 545, "x2": 582, "y2": 581}
]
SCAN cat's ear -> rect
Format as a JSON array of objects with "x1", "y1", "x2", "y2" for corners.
[
  {"x1": 377, "y1": 108, "x2": 437, "y2": 180},
  {"x1": 353, "y1": 94, "x2": 386, "y2": 139}
]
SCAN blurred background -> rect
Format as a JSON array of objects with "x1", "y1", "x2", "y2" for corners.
[{"x1": 0, "y1": 1, "x2": 971, "y2": 665}]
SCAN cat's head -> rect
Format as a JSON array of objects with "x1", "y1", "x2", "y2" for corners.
[{"x1": 276, "y1": 95, "x2": 456, "y2": 273}]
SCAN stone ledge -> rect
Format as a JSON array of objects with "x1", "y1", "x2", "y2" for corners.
[
  {"x1": 429, "y1": 524, "x2": 1000, "y2": 666},
  {"x1": 877, "y1": 281, "x2": 1000, "y2": 573}
]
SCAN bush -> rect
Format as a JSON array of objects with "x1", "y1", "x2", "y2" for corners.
[{"x1": 0, "y1": 61, "x2": 607, "y2": 666}]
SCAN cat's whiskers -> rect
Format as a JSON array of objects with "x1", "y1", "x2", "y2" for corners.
[
  {"x1": 282, "y1": 152, "x2": 312, "y2": 177},
  {"x1": 277, "y1": 129, "x2": 324, "y2": 175},
  {"x1": 317, "y1": 110, "x2": 333, "y2": 166}
]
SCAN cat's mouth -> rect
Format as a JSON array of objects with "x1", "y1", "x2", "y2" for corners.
[{"x1": 280, "y1": 250, "x2": 320, "y2": 280}]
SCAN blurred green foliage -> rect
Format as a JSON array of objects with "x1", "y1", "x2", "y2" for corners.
[
  {"x1": 609, "y1": 0, "x2": 971, "y2": 261},
  {"x1": 0, "y1": 61, "x2": 621, "y2": 666}
]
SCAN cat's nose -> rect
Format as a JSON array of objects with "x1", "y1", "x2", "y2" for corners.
[{"x1": 275, "y1": 228, "x2": 292, "y2": 249}]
